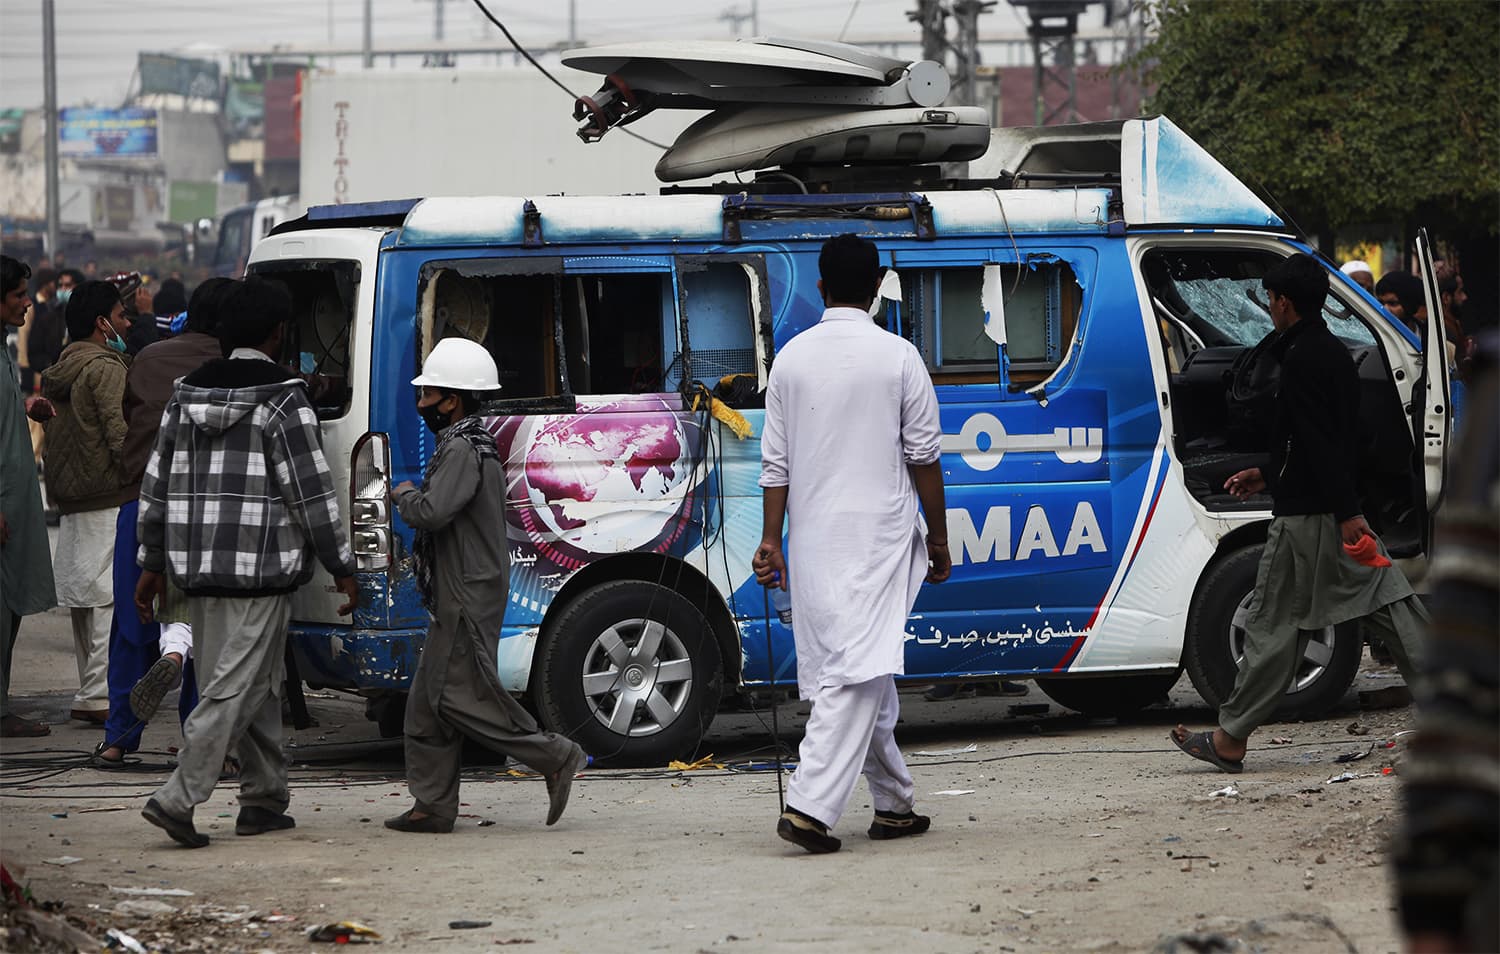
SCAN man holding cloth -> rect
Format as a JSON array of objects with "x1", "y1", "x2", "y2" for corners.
[
  {"x1": 753, "y1": 233, "x2": 950, "y2": 854},
  {"x1": 1171, "y1": 253, "x2": 1428, "y2": 773}
]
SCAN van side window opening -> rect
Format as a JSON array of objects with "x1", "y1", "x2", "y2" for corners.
[
  {"x1": 902, "y1": 262, "x2": 1082, "y2": 384},
  {"x1": 562, "y1": 273, "x2": 672, "y2": 395},
  {"x1": 248, "y1": 260, "x2": 357, "y2": 420},
  {"x1": 675, "y1": 262, "x2": 758, "y2": 389},
  {"x1": 423, "y1": 267, "x2": 563, "y2": 400}
]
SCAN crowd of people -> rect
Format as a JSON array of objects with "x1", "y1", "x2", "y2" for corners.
[{"x1": 1, "y1": 253, "x2": 588, "y2": 846}]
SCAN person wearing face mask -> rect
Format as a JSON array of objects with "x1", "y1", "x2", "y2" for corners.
[
  {"x1": 383, "y1": 337, "x2": 586, "y2": 835},
  {"x1": 39, "y1": 280, "x2": 136, "y2": 724}
]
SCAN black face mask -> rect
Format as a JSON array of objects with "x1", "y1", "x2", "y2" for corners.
[{"x1": 418, "y1": 399, "x2": 452, "y2": 435}]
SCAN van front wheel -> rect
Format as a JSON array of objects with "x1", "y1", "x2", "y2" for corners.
[
  {"x1": 1184, "y1": 545, "x2": 1362, "y2": 719},
  {"x1": 536, "y1": 581, "x2": 723, "y2": 769}
]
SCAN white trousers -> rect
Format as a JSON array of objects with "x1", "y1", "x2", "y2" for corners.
[
  {"x1": 159, "y1": 623, "x2": 193, "y2": 660},
  {"x1": 70, "y1": 606, "x2": 111, "y2": 710},
  {"x1": 785, "y1": 674, "x2": 915, "y2": 830}
]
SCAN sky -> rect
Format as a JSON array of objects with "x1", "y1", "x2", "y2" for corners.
[{"x1": 0, "y1": 0, "x2": 1100, "y2": 110}]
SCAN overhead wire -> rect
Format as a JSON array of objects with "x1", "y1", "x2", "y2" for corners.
[{"x1": 467, "y1": 0, "x2": 669, "y2": 151}]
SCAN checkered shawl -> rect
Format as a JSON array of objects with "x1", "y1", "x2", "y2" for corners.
[{"x1": 137, "y1": 373, "x2": 355, "y2": 593}]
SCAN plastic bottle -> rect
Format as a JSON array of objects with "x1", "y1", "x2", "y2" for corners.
[{"x1": 770, "y1": 583, "x2": 793, "y2": 626}]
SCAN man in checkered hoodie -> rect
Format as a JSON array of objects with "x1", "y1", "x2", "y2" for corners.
[{"x1": 133, "y1": 277, "x2": 358, "y2": 849}]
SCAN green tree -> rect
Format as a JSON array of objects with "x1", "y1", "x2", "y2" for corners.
[{"x1": 1138, "y1": 0, "x2": 1499, "y2": 245}]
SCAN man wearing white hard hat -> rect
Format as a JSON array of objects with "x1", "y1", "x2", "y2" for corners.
[{"x1": 384, "y1": 337, "x2": 586, "y2": 834}]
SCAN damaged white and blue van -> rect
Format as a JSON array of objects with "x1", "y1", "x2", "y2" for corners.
[{"x1": 248, "y1": 39, "x2": 1452, "y2": 766}]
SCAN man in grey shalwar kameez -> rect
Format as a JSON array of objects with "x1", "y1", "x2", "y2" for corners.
[
  {"x1": 385, "y1": 337, "x2": 585, "y2": 834},
  {"x1": 1172, "y1": 253, "x2": 1429, "y2": 773},
  {"x1": 2, "y1": 255, "x2": 57, "y2": 738}
]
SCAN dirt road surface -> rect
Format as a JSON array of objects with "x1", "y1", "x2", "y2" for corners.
[{"x1": 2, "y1": 604, "x2": 1414, "y2": 953}]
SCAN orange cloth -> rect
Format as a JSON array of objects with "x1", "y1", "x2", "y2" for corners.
[{"x1": 1344, "y1": 534, "x2": 1392, "y2": 568}]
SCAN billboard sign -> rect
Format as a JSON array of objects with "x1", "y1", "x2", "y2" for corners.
[
  {"x1": 139, "y1": 53, "x2": 221, "y2": 99},
  {"x1": 59, "y1": 107, "x2": 158, "y2": 158}
]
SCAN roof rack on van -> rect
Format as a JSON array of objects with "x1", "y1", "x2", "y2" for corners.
[{"x1": 561, "y1": 37, "x2": 992, "y2": 184}]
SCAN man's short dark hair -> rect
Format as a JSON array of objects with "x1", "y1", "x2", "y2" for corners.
[
  {"x1": 65, "y1": 280, "x2": 122, "y2": 342},
  {"x1": 153, "y1": 278, "x2": 188, "y2": 318},
  {"x1": 818, "y1": 234, "x2": 881, "y2": 305},
  {"x1": 186, "y1": 277, "x2": 235, "y2": 335},
  {"x1": 1261, "y1": 253, "x2": 1328, "y2": 322},
  {"x1": 218, "y1": 277, "x2": 291, "y2": 355},
  {"x1": 1, "y1": 255, "x2": 30, "y2": 297},
  {"x1": 58, "y1": 268, "x2": 85, "y2": 287},
  {"x1": 1376, "y1": 271, "x2": 1424, "y2": 317},
  {"x1": 33, "y1": 267, "x2": 56, "y2": 292}
]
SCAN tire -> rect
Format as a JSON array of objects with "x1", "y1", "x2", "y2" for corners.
[
  {"x1": 536, "y1": 581, "x2": 723, "y2": 768},
  {"x1": 1184, "y1": 545, "x2": 1362, "y2": 719},
  {"x1": 1035, "y1": 671, "x2": 1181, "y2": 717}
]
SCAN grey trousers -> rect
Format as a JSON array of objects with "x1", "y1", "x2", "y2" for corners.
[
  {"x1": 404, "y1": 618, "x2": 577, "y2": 821},
  {"x1": 153, "y1": 594, "x2": 291, "y2": 819},
  {"x1": 1219, "y1": 515, "x2": 1428, "y2": 740}
]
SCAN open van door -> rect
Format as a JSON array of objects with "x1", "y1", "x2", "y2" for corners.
[{"x1": 1413, "y1": 228, "x2": 1451, "y2": 527}]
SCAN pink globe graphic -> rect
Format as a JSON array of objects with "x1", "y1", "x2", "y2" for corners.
[{"x1": 506, "y1": 399, "x2": 699, "y2": 570}]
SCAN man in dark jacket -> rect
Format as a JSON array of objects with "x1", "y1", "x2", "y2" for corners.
[
  {"x1": 96, "y1": 278, "x2": 234, "y2": 766},
  {"x1": 41, "y1": 280, "x2": 135, "y2": 724},
  {"x1": 1171, "y1": 253, "x2": 1428, "y2": 773},
  {"x1": 135, "y1": 278, "x2": 357, "y2": 848},
  {"x1": 383, "y1": 337, "x2": 585, "y2": 834}
]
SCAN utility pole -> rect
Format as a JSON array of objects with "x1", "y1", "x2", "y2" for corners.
[
  {"x1": 908, "y1": 1, "x2": 993, "y2": 108},
  {"x1": 720, "y1": 4, "x2": 754, "y2": 37},
  {"x1": 910, "y1": 0, "x2": 947, "y2": 64},
  {"x1": 433, "y1": 0, "x2": 444, "y2": 41},
  {"x1": 362, "y1": 0, "x2": 374, "y2": 68},
  {"x1": 569, "y1": 0, "x2": 577, "y2": 45},
  {"x1": 42, "y1": 0, "x2": 60, "y2": 260}
]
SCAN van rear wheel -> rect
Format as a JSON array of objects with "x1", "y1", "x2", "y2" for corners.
[
  {"x1": 536, "y1": 581, "x2": 722, "y2": 769},
  {"x1": 1184, "y1": 545, "x2": 1362, "y2": 719}
]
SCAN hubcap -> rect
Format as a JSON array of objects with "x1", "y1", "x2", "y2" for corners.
[
  {"x1": 1228, "y1": 594, "x2": 1337, "y2": 694},
  {"x1": 580, "y1": 618, "x2": 694, "y2": 738}
]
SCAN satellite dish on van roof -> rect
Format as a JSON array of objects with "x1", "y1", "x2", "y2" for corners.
[
  {"x1": 562, "y1": 36, "x2": 986, "y2": 183},
  {"x1": 563, "y1": 37, "x2": 954, "y2": 138}
]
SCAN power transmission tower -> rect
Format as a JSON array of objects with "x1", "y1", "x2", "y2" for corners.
[{"x1": 1008, "y1": 0, "x2": 1098, "y2": 125}]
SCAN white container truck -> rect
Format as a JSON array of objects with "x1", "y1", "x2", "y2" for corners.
[{"x1": 298, "y1": 67, "x2": 697, "y2": 207}]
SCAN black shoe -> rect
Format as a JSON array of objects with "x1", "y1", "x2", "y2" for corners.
[
  {"x1": 867, "y1": 809, "x2": 931, "y2": 840},
  {"x1": 777, "y1": 808, "x2": 841, "y2": 854},
  {"x1": 236, "y1": 806, "x2": 296, "y2": 836},
  {"x1": 545, "y1": 744, "x2": 587, "y2": 826},
  {"x1": 142, "y1": 798, "x2": 209, "y2": 849},
  {"x1": 383, "y1": 808, "x2": 455, "y2": 833}
]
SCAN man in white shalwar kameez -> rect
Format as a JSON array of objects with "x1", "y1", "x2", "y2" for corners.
[{"x1": 754, "y1": 234, "x2": 950, "y2": 854}]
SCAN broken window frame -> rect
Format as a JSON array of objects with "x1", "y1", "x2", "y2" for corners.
[
  {"x1": 674, "y1": 253, "x2": 773, "y2": 394},
  {"x1": 415, "y1": 255, "x2": 577, "y2": 416},
  {"x1": 247, "y1": 257, "x2": 360, "y2": 421},
  {"x1": 891, "y1": 252, "x2": 1079, "y2": 386}
]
